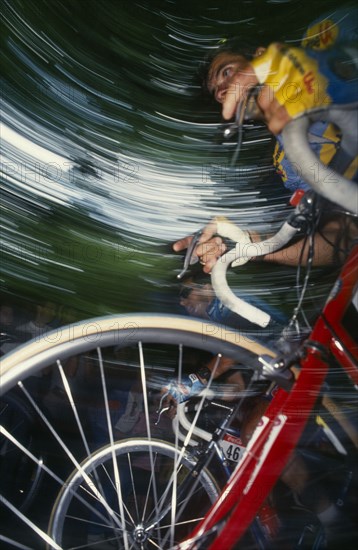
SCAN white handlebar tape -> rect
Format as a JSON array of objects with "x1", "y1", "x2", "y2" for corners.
[
  {"x1": 216, "y1": 219, "x2": 252, "y2": 267},
  {"x1": 211, "y1": 222, "x2": 298, "y2": 327}
]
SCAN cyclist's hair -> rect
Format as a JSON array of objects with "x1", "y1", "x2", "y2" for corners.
[
  {"x1": 179, "y1": 275, "x2": 213, "y2": 299},
  {"x1": 199, "y1": 37, "x2": 259, "y2": 96}
]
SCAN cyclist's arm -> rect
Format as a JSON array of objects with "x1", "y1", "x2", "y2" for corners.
[
  {"x1": 174, "y1": 214, "x2": 357, "y2": 271},
  {"x1": 258, "y1": 232, "x2": 337, "y2": 266},
  {"x1": 200, "y1": 355, "x2": 241, "y2": 382},
  {"x1": 257, "y1": 216, "x2": 358, "y2": 267}
]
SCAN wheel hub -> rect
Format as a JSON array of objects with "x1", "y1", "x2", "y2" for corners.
[{"x1": 133, "y1": 524, "x2": 149, "y2": 543}]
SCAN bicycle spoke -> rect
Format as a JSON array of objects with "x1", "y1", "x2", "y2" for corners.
[
  {"x1": 0, "y1": 424, "x2": 124, "y2": 538},
  {"x1": 0, "y1": 493, "x2": 62, "y2": 549},
  {"x1": 127, "y1": 451, "x2": 140, "y2": 525},
  {"x1": 169, "y1": 343, "x2": 184, "y2": 547},
  {"x1": 97, "y1": 346, "x2": 129, "y2": 549},
  {"x1": 57, "y1": 359, "x2": 92, "y2": 456},
  {"x1": 57, "y1": 356, "x2": 126, "y2": 535},
  {"x1": 138, "y1": 341, "x2": 164, "y2": 547},
  {"x1": 0, "y1": 535, "x2": 33, "y2": 550},
  {"x1": 19, "y1": 380, "x2": 124, "y2": 532}
]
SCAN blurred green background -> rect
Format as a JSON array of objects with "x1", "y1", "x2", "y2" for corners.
[{"x1": 1, "y1": 0, "x2": 348, "y2": 324}]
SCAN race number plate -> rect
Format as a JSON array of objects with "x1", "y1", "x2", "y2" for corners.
[{"x1": 221, "y1": 433, "x2": 245, "y2": 463}]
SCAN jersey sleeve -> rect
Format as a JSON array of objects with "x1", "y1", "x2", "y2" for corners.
[{"x1": 251, "y1": 42, "x2": 358, "y2": 120}]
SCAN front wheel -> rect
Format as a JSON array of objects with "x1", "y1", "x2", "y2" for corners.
[{"x1": 0, "y1": 313, "x2": 274, "y2": 549}]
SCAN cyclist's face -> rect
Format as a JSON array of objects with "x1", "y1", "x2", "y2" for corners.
[
  {"x1": 207, "y1": 52, "x2": 252, "y2": 103},
  {"x1": 180, "y1": 288, "x2": 211, "y2": 319}
]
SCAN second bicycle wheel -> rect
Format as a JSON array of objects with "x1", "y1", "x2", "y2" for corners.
[
  {"x1": 0, "y1": 313, "x2": 276, "y2": 549},
  {"x1": 49, "y1": 438, "x2": 220, "y2": 548}
]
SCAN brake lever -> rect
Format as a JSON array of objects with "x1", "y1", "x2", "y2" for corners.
[
  {"x1": 157, "y1": 391, "x2": 170, "y2": 411},
  {"x1": 155, "y1": 391, "x2": 172, "y2": 425},
  {"x1": 177, "y1": 229, "x2": 203, "y2": 279},
  {"x1": 154, "y1": 405, "x2": 172, "y2": 426},
  {"x1": 225, "y1": 85, "x2": 263, "y2": 167}
]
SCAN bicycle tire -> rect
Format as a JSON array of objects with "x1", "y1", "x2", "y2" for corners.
[
  {"x1": 0, "y1": 313, "x2": 276, "y2": 549},
  {"x1": 0, "y1": 313, "x2": 275, "y2": 392}
]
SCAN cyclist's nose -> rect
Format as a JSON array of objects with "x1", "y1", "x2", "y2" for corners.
[{"x1": 215, "y1": 87, "x2": 226, "y2": 103}]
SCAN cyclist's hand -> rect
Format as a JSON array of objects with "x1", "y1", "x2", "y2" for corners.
[
  {"x1": 196, "y1": 217, "x2": 252, "y2": 271},
  {"x1": 255, "y1": 85, "x2": 291, "y2": 135},
  {"x1": 173, "y1": 220, "x2": 227, "y2": 274},
  {"x1": 196, "y1": 221, "x2": 227, "y2": 273},
  {"x1": 173, "y1": 234, "x2": 194, "y2": 253}
]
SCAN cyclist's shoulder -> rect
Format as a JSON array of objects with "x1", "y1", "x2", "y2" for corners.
[{"x1": 302, "y1": 6, "x2": 358, "y2": 50}]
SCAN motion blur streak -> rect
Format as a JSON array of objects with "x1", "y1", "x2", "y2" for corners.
[{"x1": 1, "y1": 0, "x2": 338, "y2": 318}]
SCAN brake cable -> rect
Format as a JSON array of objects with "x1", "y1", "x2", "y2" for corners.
[
  {"x1": 223, "y1": 85, "x2": 263, "y2": 167},
  {"x1": 285, "y1": 194, "x2": 323, "y2": 336}
]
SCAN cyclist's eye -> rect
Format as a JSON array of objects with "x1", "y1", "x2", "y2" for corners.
[{"x1": 222, "y1": 67, "x2": 233, "y2": 79}]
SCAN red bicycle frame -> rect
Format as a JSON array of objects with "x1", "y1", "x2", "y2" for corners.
[{"x1": 183, "y1": 244, "x2": 358, "y2": 550}]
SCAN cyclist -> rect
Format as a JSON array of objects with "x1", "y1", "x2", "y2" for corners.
[
  {"x1": 167, "y1": 5, "x2": 358, "y2": 401},
  {"x1": 163, "y1": 12, "x2": 357, "y2": 543},
  {"x1": 168, "y1": 9, "x2": 358, "y2": 397},
  {"x1": 175, "y1": 7, "x2": 358, "y2": 272}
]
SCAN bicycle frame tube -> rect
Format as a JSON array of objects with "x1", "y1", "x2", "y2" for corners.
[
  {"x1": 320, "y1": 244, "x2": 358, "y2": 382},
  {"x1": 183, "y1": 244, "x2": 358, "y2": 550}
]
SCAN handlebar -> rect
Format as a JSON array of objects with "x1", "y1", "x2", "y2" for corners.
[
  {"x1": 211, "y1": 221, "x2": 299, "y2": 327},
  {"x1": 211, "y1": 108, "x2": 357, "y2": 326},
  {"x1": 173, "y1": 398, "x2": 214, "y2": 446}
]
